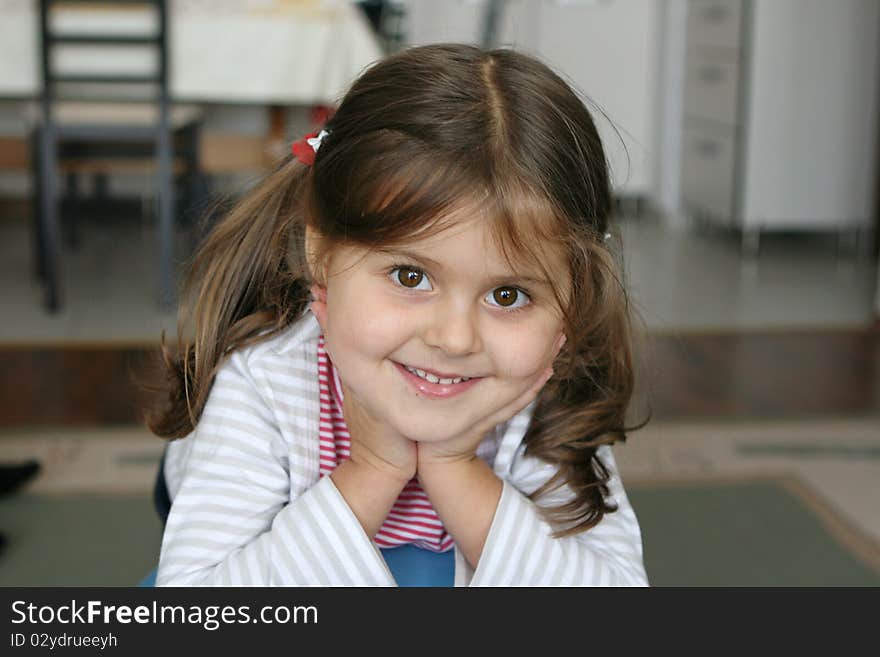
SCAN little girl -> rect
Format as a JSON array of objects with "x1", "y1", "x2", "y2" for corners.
[{"x1": 149, "y1": 43, "x2": 648, "y2": 586}]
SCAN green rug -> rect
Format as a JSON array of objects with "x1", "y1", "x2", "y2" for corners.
[
  {"x1": 1, "y1": 477, "x2": 877, "y2": 586},
  {"x1": 628, "y1": 477, "x2": 880, "y2": 586},
  {"x1": 0, "y1": 493, "x2": 162, "y2": 586}
]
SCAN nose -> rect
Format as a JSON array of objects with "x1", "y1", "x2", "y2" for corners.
[{"x1": 421, "y1": 298, "x2": 482, "y2": 357}]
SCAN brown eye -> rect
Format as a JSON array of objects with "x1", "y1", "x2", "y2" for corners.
[
  {"x1": 493, "y1": 287, "x2": 518, "y2": 306},
  {"x1": 395, "y1": 267, "x2": 426, "y2": 288},
  {"x1": 487, "y1": 286, "x2": 530, "y2": 310}
]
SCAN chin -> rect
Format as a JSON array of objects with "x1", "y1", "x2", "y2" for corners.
[{"x1": 390, "y1": 415, "x2": 463, "y2": 443}]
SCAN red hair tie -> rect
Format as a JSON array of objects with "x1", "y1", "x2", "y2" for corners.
[{"x1": 292, "y1": 129, "x2": 329, "y2": 166}]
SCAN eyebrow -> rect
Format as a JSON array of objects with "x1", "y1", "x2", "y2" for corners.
[{"x1": 376, "y1": 248, "x2": 552, "y2": 287}]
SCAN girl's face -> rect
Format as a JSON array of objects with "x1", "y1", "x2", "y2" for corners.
[{"x1": 310, "y1": 214, "x2": 568, "y2": 443}]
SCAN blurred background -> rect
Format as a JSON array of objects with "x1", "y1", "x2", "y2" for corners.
[{"x1": 0, "y1": 0, "x2": 878, "y2": 586}]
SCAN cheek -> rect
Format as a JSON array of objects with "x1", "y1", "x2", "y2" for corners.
[
  {"x1": 323, "y1": 286, "x2": 409, "y2": 357},
  {"x1": 489, "y1": 322, "x2": 561, "y2": 379}
]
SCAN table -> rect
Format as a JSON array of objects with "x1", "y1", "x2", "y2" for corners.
[{"x1": 0, "y1": 0, "x2": 385, "y2": 104}]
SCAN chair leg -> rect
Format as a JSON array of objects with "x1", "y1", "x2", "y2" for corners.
[
  {"x1": 175, "y1": 122, "x2": 201, "y2": 243},
  {"x1": 31, "y1": 130, "x2": 46, "y2": 281},
  {"x1": 187, "y1": 123, "x2": 209, "y2": 255},
  {"x1": 38, "y1": 126, "x2": 61, "y2": 312},
  {"x1": 94, "y1": 172, "x2": 108, "y2": 200},
  {"x1": 64, "y1": 172, "x2": 80, "y2": 250},
  {"x1": 157, "y1": 124, "x2": 175, "y2": 308},
  {"x1": 184, "y1": 172, "x2": 210, "y2": 256}
]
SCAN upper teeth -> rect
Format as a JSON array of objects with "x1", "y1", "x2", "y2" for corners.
[{"x1": 404, "y1": 365, "x2": 470, "y2": 385}]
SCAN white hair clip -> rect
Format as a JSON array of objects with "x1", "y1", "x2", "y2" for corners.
[
  {"x1": 603, "y1": 232, "x2": 612, "y2": 242},
  {"x1": 292, "y1": 129, "x2": 331, "y2": 166},
  {"x1": 307, "y1": 129, "x2": 330, "y2": 153}
]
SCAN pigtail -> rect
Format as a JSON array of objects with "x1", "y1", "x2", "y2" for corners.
[
  {"x1": 146, "y1": 157, "x2": 314, "y2": 439},
  {"x1": 522, "y1": 233, "x2": 650, "y2": 538}
]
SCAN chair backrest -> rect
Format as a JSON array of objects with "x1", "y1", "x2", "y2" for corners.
[
  {"x1": 34, "y1": 0, "x2": 182, "y2": 310},
  {"x1": 38, "y1": 0, "x2": 170, "y2": 138}
]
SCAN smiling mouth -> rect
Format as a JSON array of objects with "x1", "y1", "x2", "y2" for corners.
[
  {"x1": 394, "y1": 360, "x2": 484, "y2": 384},
  {"x1": 401, "y1": 364, "x2": 472, "y2": 385},
  {"x1": 393, "y1": 361, "x2": 483, "y2": 399}
]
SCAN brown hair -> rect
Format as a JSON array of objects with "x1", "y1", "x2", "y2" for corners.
[{"x1": 147, "y1": 44, "x2": 648, "y2": 537}]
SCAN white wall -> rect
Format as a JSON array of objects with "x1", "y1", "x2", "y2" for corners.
[
  {"x1": 526, "y1": 0, "x2": 660, "y2": 198},
  {"x1": 405, "y1": 0, "x2": 663, "y2": 199},
  {"x1": 653, "y1": 0, "x2": 687, "y2": 227}
]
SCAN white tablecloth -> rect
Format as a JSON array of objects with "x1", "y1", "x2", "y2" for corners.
[{"x1": 0, "y1": 0, "x2": 385, "y2": 104}]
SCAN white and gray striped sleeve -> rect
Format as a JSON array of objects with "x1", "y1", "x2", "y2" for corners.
[
  {"x1": 156, "y1": 350, "x2": 395, "y2": 586},
  {"x1": 469, "y1": 445, "x2": 648, "y2": 587}
]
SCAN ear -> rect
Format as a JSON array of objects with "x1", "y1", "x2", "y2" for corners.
[
  {"x1": 305, "y1": 225, "x2": 329, "y2": 329},
  {"x1": 309, "y1": 283, "x2": 328, "y2": 330},
  {"x1": 553, "y1": 332, "x2": 566, "y2": 358},
  {"x1": 304, "y1": 224, "x2": 324, "y2": 283}
]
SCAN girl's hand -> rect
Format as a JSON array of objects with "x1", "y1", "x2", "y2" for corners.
[
  {"x1": 340, "y1": 380, "x2": 418, "y2": 483},
  {"x1": 416, "y1": 365, "x2": 554, "y2": 469}
]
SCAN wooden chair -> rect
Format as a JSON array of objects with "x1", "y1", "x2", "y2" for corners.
[{"x1": 31, "y1": 0, "x2": 205, "y2": 311}]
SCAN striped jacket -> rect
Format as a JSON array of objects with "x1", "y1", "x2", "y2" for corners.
[{"x1": 157, "y1": 310, "x2": 648, "y2": 586}]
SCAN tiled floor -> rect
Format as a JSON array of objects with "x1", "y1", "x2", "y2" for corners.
[
  {"x1": 619, "y1": 218, "x2": 878, "y2": 332},
  {"x1": 1, "y1": 211, "x2": 180, "y2": 344},
  {"x1": 1, "y1": 209, "x2": 877, "y2": 343}
]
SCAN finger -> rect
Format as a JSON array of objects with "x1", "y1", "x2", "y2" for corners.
[
  {"x1": 480, "y1": 366, "x2": 554, "y2": 431},
  {"x1": 554, "y1": 333, "x2": 566, "y2": 358},
  {"x1": 521, "y1": 365, "x2": 554, "y2": 407},
  {"x1": 518, "y1": 366, "x2": 554, "y2": 404}
]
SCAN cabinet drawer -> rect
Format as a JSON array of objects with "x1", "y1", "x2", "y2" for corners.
[
  {"x1": 681, "y1": 125, "x2": 737, "y2": 224},
  {"x1": 686, "y1": 0, "x2": 743, "y2": 50},
  {"x1": 683, "y1": 52, "x2": 741, "y2": 127}
]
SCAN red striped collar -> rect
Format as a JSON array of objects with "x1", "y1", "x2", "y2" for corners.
[{"x1": 317, "y1": 336, "x2": 455, "y2": 552}]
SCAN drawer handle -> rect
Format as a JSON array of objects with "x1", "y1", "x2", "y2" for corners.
[
  {"x1": 699, "y1": 66, "x2": 725, "y2": 83},
  {"x1": 697, "y1": 139, "x2": 719, "y2": 157}
]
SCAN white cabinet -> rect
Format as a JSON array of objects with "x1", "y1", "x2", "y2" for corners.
[
  {"x1": 403, "y1": 0, "x2": 488, "y2": 45},
  {"x1": 529, "y1": 0, "x2": 660, "y2": 200},
  {"x1": 403, "y1": 0, "x2": 661, "y2": 199},
  {"x1": 680, "y1": 0, "x2": 880, "y2": 253}
]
